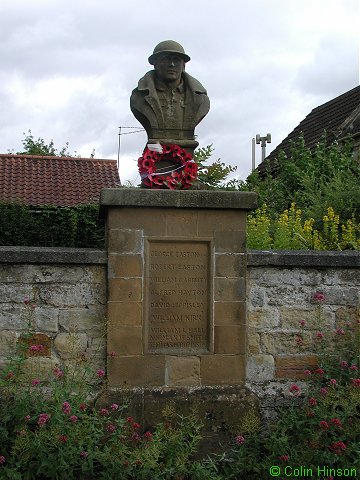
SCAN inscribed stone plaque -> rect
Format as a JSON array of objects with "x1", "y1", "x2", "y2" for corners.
[{"x1": 146, "y1": 241, "x2": 210, "y2": 354}]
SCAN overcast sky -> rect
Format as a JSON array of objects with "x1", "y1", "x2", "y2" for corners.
[{"x1": 0, "y1": 0, "x2": 359, "y2": 184}]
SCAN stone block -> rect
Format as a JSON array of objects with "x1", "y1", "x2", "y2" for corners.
[
  {"x1": 279, "y1": 307, "x2": 334, "y2": 330},
  {"x1": 22, "y1": 356, "x2": 59, "y2": 381},
  {"x1": 108, "y1": 229, "x2": 142, "y2": 254},
  {"x1": 275, "y1": 355, "x2": 318, "y2": 379},
  {"x1": 164, "y1": 210, "x2": 198, "y2": 237},
  {"x1": 108, "y1": 254, "x2": 143, "y2": 278},
  {"x1": 214, "y1": 231, "x2": 246, "y2": 253},
  {"x1": 248, "y1": 308, "x2": 280, "y2": 329},
  {"x1": 214, "y1": 277, "x2": 246, "y2": 302},
  {"x1": 107, "y1": 302, "x2": 142, "y2": 326},
  {"x1": 19, "y1": 333, "x2": 51, "y2": 357},
  {"x1": 38, "y1": 283, "x2": 105, "y2": 307},
  {"x1": 197, "y1": 210, "x2": 246, "y2": 236},
  {"x1": 215, "y1": 253, "x2": 246, "y2": 277},
  {"x1": 214, "y1": 301, "x2": 246, "y2": 325},
  {"x1": 33, "y1": 307, "x2": 59, "y2": 332},
  {"x1": 54, "y1": 332, "x2": 88, "y2": 360},
  {"x1": 246, "y1": 354, "x2": 275, "y2": 382},
  {"x1": 108, "y1": 207, "x2": 166, "y2": 235},
  {"x1": 247, "y1": 328, "x2": 261, "y2": 354},
  {"x1": 260, "y1": 330, "x2": 313, "y2": 355},
  {"x1": 0, "y1": 330, "x2": 19, "y2": 355},
  {"x1": 200, "y1": 355, "x2": 245, "y2": 385},
  {"x1": 249, "y1": 287, "x2": 267, "y2": 307},
  {"x1": 214, "y1": 326, "x2": 245, "y2": 354},
  {"x1": 321, "y1": 287, "x2": 359, "y2": 306},
  {"x1": 59, "y1": 308, "x2": 104, "y2": 334},
  {"x1": 108, "y1": 278, "x2": 142, "y2": 302},
  {"x1": 165, "y1": 356, "x2": 200, "y2": 386},
  {"x1": 107, "y1": 326, "x2": 143, "y2": 355},
  {"x1": 108, "y1": 355, "x2": 165, "y2": 387}
]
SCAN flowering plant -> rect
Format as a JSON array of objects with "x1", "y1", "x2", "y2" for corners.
[{"x1": 138, "y1": 144, "x2": 198, "y2": 189}]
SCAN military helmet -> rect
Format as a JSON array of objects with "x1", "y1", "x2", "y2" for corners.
[{"x1": 148, "y1": 40, "x2": 191, "y2": 65}]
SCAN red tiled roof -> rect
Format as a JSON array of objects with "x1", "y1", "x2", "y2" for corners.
[
  {"x1": 0, "y1": 154, "x2": 120, "y2": 207},
  {"x1": 259, "y1": 85, "x2": 360, "y2": 173}
]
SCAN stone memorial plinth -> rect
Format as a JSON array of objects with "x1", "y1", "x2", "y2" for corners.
[{"x1": 100, "y1": 188, "x2": 258, "y2": 451}]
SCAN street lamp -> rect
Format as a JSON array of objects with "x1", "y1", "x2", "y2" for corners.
[{"x1": 256, "y1": 133, "x2": 271, "y2": 163}]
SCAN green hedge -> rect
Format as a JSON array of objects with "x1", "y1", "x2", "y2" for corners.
[{"x1": 0, "y1": 203, "x2": 104, "y2": 248}]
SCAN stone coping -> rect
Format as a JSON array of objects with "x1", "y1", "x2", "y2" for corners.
[
  {"x1": 0, "y1": 246, "x2": 107, "y2": 264},
  {"x1": 0, "y1": 247, "x2": 358, "y2": 267},
  {"x1": 100, "y1": 188, "x2": 258, "y2": 211},
  {"x1": 248, "y1": 250, "x2": 360, "y2": 268}
]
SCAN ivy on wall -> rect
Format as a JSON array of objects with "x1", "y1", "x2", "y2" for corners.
[{"x1": 0, "y1": 203, "x2": 104, "y2": 248}]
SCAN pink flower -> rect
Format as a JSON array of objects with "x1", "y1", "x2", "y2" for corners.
[
  {"x1": 80, "y1": 451, "x2": 88, "y2": 458},
  {"x1": 53, "y1": 367, "x2": 64, "y2": 378},
  {"x1": 320, "y1": 387, "x2": 328, "y2": 396},
  {"x1": 70, "y1": 415, "x2": 78, "y2": 423},
  {"x1": 58, "y1": 435, "x2": 68, "y2": 443},
  {"x1": 5, "y1": 371, "x2": 14, "y2": 380},
  {"x1": 0, "y1": 456, "x2": 5, "y2": 465},
  {"x1": 79, "y1": 403, "x2": 87, "y2": 412},
  {"x1": 31, "y1": 379, "x2": 40, "y2": 386},
  {"x1": 132, "y1": 422, "x2": 141, "y2": 430},
  {"x1": 330, "y1": 418, "x2": 342, "y2": 427},
  {"x1": 106, "y1": 423, "x2": 116, "y2": 433},
  {"x1": 319, "y1": 421, "x2": 329, "y2": 429},
  {"x1": 315, "y1": 332, "x2": 324, "y2": 341},
  {"x1": 289, "y1": 384, "x2": 301, "y2": 396},
  {"x1": 350, "y1": 365, "x2": 358, "y2": 371},
  {"x1": 303, "y1": 369, "x2": 312, "y2": 376},
  {"x1": 111, "y1": 403, "x2": 119, "y2": 411},
  {"x1": 313, "y1": 291, "x2": 325, "y2": 302},
  {"x1": 299, "y1": 319, "x2": 306, "y2": 327},
  {"x1": 340, "y1": 360, "x2": 348, "y2": 368},
  {"x1": 335, "y1": 328, "x2": 345, "y2": 335},
  {"x1": 126, "y1": 416, "x2": 133, "y2": 423},
  {"x1": 279, "y1": 455, "x2": 289, "y2": 462},
  {"x1": 131, "y1": 433, "x2": 141, "y2": 442},
  {"x1": 235, "y1": 435, "x2": 245, "y2": 445},
  {"x1": 308, "y1": 397, "x2": 317, "y2": 406},
  {"x1": 96, "y1": 369, "x2": 105, "y2": 377},
  {"x1": 329, "y1": 379, "x2": 337, "y2": 386},
  {"x1": 24, "y1": 298, "x2": 30, "y2": 305},
  {"x1": 29, "y1": 344, "x2": 44, "y2": 352},
  {"x1": 351, "y1": 378, "x2": 360, "y2": 387},
  {"x1": 62, "y1": 402, "x2": 71, "y2": 415},
  {"x1": 25, "y1": 415, "x2": 31, "y2": 422},
  {"x1": 38, "y1": 413, "x2": 50, "y2": 425},
  {"x1": 143, "y1": 431, "x2": 153, "y2": 441},
  {"x1": 100, "y1": 408, "x2": 109, "y2": 416},
  {"x1": 329, "y1": 441, "x2": 346, "y2": 454},
  {"x1": 108, "y1": 351, "x2": 116, "y2": 358},
  {"x1": 314, "y1": 368, "x2": 325, "y2": 375}
]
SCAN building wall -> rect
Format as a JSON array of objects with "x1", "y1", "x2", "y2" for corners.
[{"x1": 0, "y1": 247, "x2": 358, "y2": 418}]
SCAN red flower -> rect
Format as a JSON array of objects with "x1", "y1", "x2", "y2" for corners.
[
  {"x1": 279, "y1": 455, "x2": 289, "y2": 462},
  {"x1": 31, "y1": 379, "x2": 40, "y2": 387},
  {"x1": 38, "y1": 413, "x2": 50, "y2": 426},
  {"x1": 62, "y1": 402, "x2": 71, "y2": 415},
  {"x1": 319, "y1": 387, "x2": 328, "y2": 396},
  {"x1": 70, "y1": 415, "x2": 78, "y2": 423},
  {"x1": 299, "y1": 319, "x2": 306, "y2": 327},
  {"x1": 319, "y1": 420, "x2": 329, "y2": 429},
  {"x1": 340, "y1": 360, "x2": 348, "y2": 368},
  {"x1": 350, "y1": 365, "x2": 358, "y2": 371},
  {"x1": 314, "y1": 368, "x2": 325, "y2": 375},
  {"x1": 308, "y1": 397, "x2": 317, "y2": 406},
  {"x1": 329, "y1": 378, "x2": 337, "y2": 386},
  {"x1": 0, "y1": 456, "x2": 5, "y2": 465},
  {"x1": 303, "y1": 369, "x2": 312, "y2": 376},
  {"x1": 143, "y1": 431, "x2": 153, "y2": 441},
  {"x1": 100, "y1": 408, "x2": 109, "y2": 416},
  {"x1": 330, "y1": 418, "x2": 342, "y2": 428},
  {"x1": 96, "y1": 369, "x2": 105, "y2": 377},
  {"x1": 106, "y1": 423, "x2": 116, "y2": 433},
  {"x1": 335, "y1": 328, "x2": 345, "y2": 335},
  {"x1": 235, "y1": 435, "x2": 245, "y2": 445},
  {"x1": 329, "y1": 441, "x2": 346, "y2": 454},
  {"x1": 80, "y1": 451, "x2": 88, "y2": 458},
  {"x1": 315, "y1": 332, "x2": 324, "y2": 341},
  {"x1": 126, "y1": 416, "x2": 134, "y2": 423},
  {"x1": 79, "y1": 403, "x2": 87, "y2": 412},
  {"x1": 313, "y1": 291, "x2": 325, "y2": 302},
  {"x1": 132, "y1": 422, "x2": 141, "y2": 430},
  {"x1": 289, "y1": 384, "x2": 301, "y2": 395},
  {"x1": 58, "y1": 435, "x2": 68, "y2": 443},
  {"x1": 351, "y1": 378, "x2": 360, "y2": 387}
]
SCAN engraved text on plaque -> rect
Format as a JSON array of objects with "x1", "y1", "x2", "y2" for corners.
[{"x1": 146, "y1": 241, "x2": 210, "y2": 353}]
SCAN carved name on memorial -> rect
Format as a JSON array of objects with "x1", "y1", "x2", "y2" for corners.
[{"x1": 146, "y1": 241, "x2": 210, "y2": 353}]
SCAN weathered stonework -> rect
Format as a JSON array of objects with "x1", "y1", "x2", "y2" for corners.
[{"x1": 100, "y1": 189, "x2": 256, "y2": 390}]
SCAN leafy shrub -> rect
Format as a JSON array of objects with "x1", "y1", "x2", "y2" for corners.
[{"x1": 0, "y1": 203, "x2": 104, "y2": 248}]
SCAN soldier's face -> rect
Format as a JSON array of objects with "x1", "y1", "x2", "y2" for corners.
[{"x1": 154, "y1": 54, "x2": 185, "y2": 84}]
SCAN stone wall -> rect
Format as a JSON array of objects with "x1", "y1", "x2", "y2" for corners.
[
  {"x1": 0, "y1": 247, "x2": 358, "y2": 421},
  {"x1": 0, "y1": 247, "x2": 107, "y2": 375},
  {"x1": 246, "y1": 250, "x2": 359, "y2": 422}
]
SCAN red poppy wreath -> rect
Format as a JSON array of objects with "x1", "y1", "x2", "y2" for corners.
[{"x1": 137, "y1": 144, "x2": 198, "y2": 189}]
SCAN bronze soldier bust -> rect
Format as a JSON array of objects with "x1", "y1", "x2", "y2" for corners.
[{"x1": 130, "y1": 40, "x2": 210, "y2": 154}]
